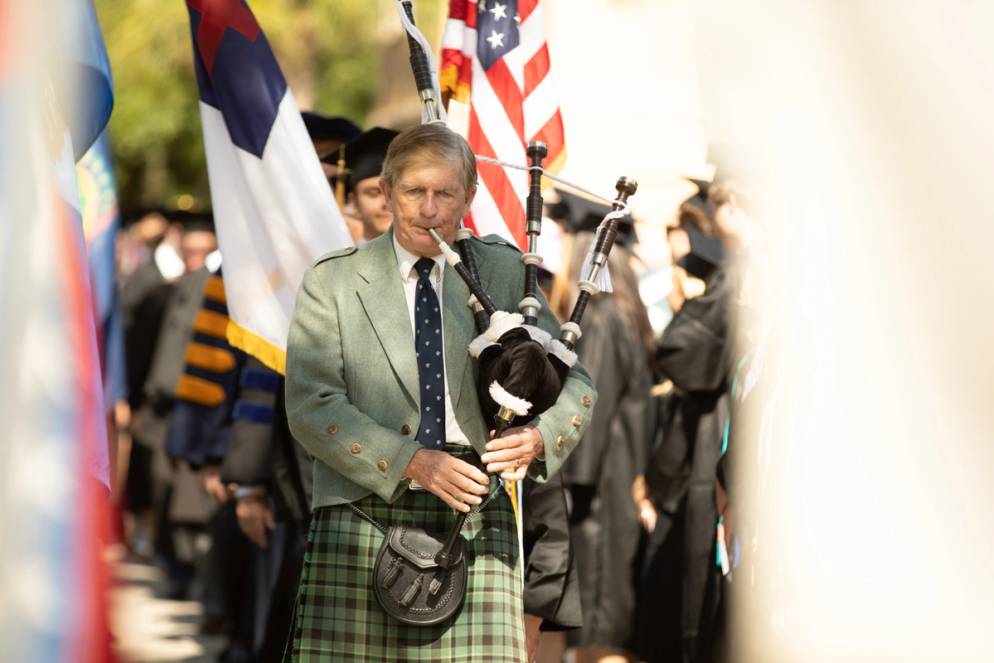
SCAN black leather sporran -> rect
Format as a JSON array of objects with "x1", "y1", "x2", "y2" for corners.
[{"x1": 349, "y1": 505, "x2": 468, "y2": 626}]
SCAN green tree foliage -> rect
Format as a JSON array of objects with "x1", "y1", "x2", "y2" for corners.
[{"x1": 96, "y1": 0, "x2": 384, "y2": 212}]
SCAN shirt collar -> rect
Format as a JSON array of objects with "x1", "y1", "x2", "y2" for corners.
[{"x1": 392, "y1": 232, "x2": 445, "y2": 282}]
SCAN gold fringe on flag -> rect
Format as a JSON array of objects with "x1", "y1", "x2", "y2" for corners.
[{"x1": 226, "y1": 320, "x2": 286, "y2": 375}]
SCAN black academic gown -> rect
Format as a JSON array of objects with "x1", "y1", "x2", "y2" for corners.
[
  {"x1": 139, "y1": 268, "x2": 215, "y2": 525},
  {"x1": 641, "y1": 267, "x2": 734, "y2": 663},
  {"x1": 521, "y1": 472, "x2": 583, "y2": 631},
  {"x1": 160, "y1": 271, "x2": 259, "y2": 654},
  {"x1": 138, "y1": 268, "x2": 211, "y2": 458},
  {"x1": 563, "y1": 295, "x2": 652, "y2": 651},
  {"x1": 121, "y1": 260, "x2": 172, "y2": 413},
  {"x1": 120, "y1": 260, "x2": 174, "y2": 512},
  {"x1": 220, "y1": 357, "x2": 312, "y2": 661},
  {"x1": 221, "y1": 357, "x2": 311, "y2": 524}
]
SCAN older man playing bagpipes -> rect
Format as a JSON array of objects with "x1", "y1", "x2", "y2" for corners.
[
  {"x1": 283, "y1": 122, "x2": 605, "y2": 661},
  {"x1": 282, "y1": 3, "x2": 639, "y2": 661}
]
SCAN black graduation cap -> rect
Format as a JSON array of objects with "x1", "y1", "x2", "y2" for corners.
[
  {"x1": 677, "y1": 223, "x2": 724, "y2": 280},
  {"x1": 681, "y1": 176, "x2": 715, "y2": 218},
  {"x1": 687, "y1": 177, "x2": 711, "y2": 199},
  {"x1": 301, "y1": 112, "x2": 360, "y2": 148},
  {"x1": 120, "y1": 206, "x2": 168, "y2": 228},
  {"x1": 547, "y1": 188, "x2": 638, "y2": 246},
  {"x1": 341, "y1": 127, "x2": 399, "y2": 191},
  {"x1": 164, "y1": 209, "x2": 215, "y2": 234}
]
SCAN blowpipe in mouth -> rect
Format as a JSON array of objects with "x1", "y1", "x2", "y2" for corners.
[{"x1": 426, "y1": 229, "x2": 462, "y2": 267}]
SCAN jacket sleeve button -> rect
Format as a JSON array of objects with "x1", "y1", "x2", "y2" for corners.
[
  {"x1": 350, "y1": 443, "x2": 362, "y2": 454},
  {"x1": 376, "y1": 460, "x2": 389, "y2": 472},
  {"x1": 556, "y1": 434, "x2": 566, "y2": 447},
  {"x1": 401, "y1": 424, "x2": 412, "y2": 435},
  {"x1": 580, "y1": 395, "x2": 592, "y2": 407},
  {"x1": 571, "y1": 415, "x2": 583, "y2": 428},
  {"x1": 326, "y1": 424, "x2": 338, "y2": 435}
]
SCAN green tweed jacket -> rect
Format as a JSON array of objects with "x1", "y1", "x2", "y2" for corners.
[{"x1": 285, "y1": 228, "x2": 597, "y2": 509}]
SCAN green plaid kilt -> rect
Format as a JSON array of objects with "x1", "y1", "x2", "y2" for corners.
[{"x1": 285, "y1": 448, "x2": 525, "y2": 662}]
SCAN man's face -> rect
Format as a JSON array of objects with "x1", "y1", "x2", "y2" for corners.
[
  {"x1": 350, "y1": 176, "x2": 393, "y2": 240},
  {"x1": 382, "y1": 157, "x2": 475, "y2": 257},
  {"x1": 181, "y1": 230, "x2": 217, "y2": 272},
  {"x1": 134, "y1": 212, "x2": 168, "y2": 247}
]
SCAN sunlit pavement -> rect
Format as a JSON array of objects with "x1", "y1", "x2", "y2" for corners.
[{"x1": 111, "y1": 555, "x2": 227, "y2": 663}]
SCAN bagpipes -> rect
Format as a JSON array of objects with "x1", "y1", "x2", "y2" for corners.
[
  {"x1": 431, "y1": 172, "x2": 638, "y2": 433},
  {"x1": 393, "y1": 0, "x2": 637, "y2": 571}
]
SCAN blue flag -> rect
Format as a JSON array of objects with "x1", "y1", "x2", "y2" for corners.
[
  {"x1": 77, "y1": 130, "x2": 127, "y2": 408},
  {"x1": 64, "y1": 0, "x2": 114, "y2": 159}
]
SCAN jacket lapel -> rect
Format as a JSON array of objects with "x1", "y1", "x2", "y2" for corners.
[
  {"x1": 355, "y1": 233, "x2": 420, "y2": 404},
  {"x1": 442, "y1": 262, "x2": 474, "y2": 410}
]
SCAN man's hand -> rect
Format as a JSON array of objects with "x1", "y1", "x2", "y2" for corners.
[
  {"x1": 481, "y1": 425, "x2": 544, "y2": 481},
  {"x1": 638, "y1": 499, "x2": 658, "y2": 534},
  {"x1": 716, "y1": 479, "x2": 733, "y2": 544},
  {"x1": 523, "y1": 613, "x2": 542, "y2": 663},
  {"x1": 632, "y1": 473, "x2": 657, "y2": 533},
  {"x1": 199, "y1": 465, "x2": 229, "y2": 504},
  {"x1": 403, "y1": 449, "x2": 490, "y2": 513},
  {"x1": 236, "y1": 495, "x2": 275, "y2": 549}
]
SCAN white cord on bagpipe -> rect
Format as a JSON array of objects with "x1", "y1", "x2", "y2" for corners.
[
  {"x1": 474, "y1": 154, "x2": 629, "y2": 212},
  {"x1": 395, "y1": 1, "x2": 447, "y2": 124},
  {"x1": 476, "y1": 154, "x2": 629, "y2": 293},
  {"x1": 580, "y1": 206, "x2": 630, "y2": 293}
]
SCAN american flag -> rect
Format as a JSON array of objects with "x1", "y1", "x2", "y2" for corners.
[{"x1": 441, "y1": 0, "x2": 566, "y2": 249}]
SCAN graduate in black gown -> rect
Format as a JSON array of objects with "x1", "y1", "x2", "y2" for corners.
[
  {"x1": 519, "y1": 226, "x2": 585, "y2": 660},
  {"x1": 637, "y1": 187, "x2": 740, "y2": 663},
  {"x1": 548, "y1": 191, "x2": 655, "y2": 663}
]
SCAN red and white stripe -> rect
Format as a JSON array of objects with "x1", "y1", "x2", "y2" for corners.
[{"x1": 441, "y1": 0, "x2": 566, "y2": 249}]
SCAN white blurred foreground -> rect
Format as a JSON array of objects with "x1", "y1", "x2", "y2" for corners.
[{"x1": 692, "y1": 1, "x2": 994, "y2": 661}]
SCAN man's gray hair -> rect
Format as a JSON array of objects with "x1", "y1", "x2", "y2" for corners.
[{"x1": 381, "y1": 123, "x2": 478, "y2": 193}]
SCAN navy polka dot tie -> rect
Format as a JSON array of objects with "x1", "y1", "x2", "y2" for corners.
[{"x1": 414, "y1": 258, "x2": 445, "y2": 449}]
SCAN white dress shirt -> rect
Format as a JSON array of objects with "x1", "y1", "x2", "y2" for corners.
[{"x1": 393, "y1": 234, "x2": 469, "y2": 446}]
